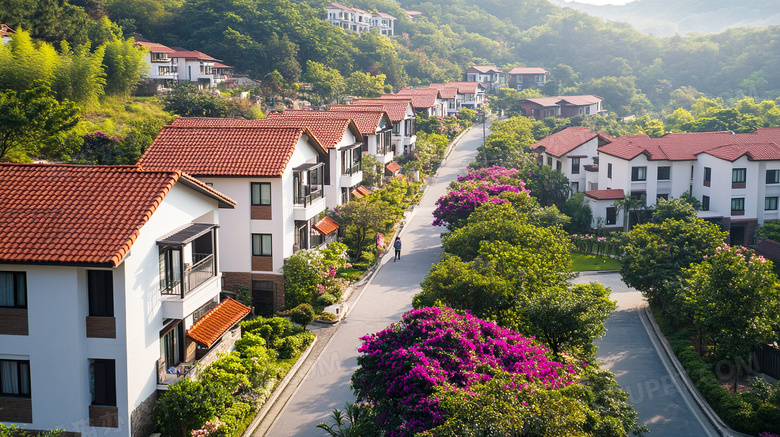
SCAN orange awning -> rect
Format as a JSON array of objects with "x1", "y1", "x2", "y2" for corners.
[
  {"x1": 313, "y1": 216, "x2": 340, "y2": 235},
  {"x1": 187, "y1": 298, "x2": 251, "y2": 347}
]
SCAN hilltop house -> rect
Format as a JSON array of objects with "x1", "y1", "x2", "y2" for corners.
[
  {"x1": 507, "y1": 67, "x2": 549, "y2": 90},
  {"x1": 326, "y1": 3, "x2": 396, "y2": 35},
  {"x1": 0, "y1": 164, "x2": 240, "y2": 437},
  {"x1": 464, "y1": 66, "x2": 505, "y2": 93},
  {"x1": 531, "y1": 126, "x2": 613, "y2": 193},
  {"x1": 519, "y1": 95, "x2": 604, "y2": 120},
  {"x1": 138, "y1": 121, "x2": 331, "y2": 311},
  {"x1": 351, "y1": 98, "x2": 418, "y2": 156},
  {"x1": 325, "y1": 107, "x2": 395, "y2": 164},
  {"x1": 134, "y1": 39, "x2": 233, "y2": 89},
  {"x1": 580, "y1": 128, "x2": 780, "y2": 244},
  {"x1": 1, "y1": 24, "x2": 15, "y2": 45}
]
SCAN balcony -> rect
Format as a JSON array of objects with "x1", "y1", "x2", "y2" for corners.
[{"x1": 161, "y1": 253, "x2": 215, "y2": 298}]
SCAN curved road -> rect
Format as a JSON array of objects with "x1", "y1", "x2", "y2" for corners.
[{"x1": 259, "y1": 124, "x2": 716, "y2": 436}]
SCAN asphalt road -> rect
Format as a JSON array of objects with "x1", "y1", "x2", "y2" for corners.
[
  {"x1": 261, "y1": 124, "x2": 487, "y2": 437},
  {"x1": 574, "y1": 271, "x2": 719, "y2": 436}
]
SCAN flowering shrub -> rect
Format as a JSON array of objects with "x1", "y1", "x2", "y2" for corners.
[
  {"x1": 455, "y1": 165, "x2": 520, "y2": 184},
  {"x1": 432, "y1": 183, "x2": 524, "y2": 230},
  {"x1": 570, "y1": 233, "x2": 623, "y2": 257},
  {"x1": 352, "y1": 307, "x2": 576, "y2": 436},
  {"x1": 282, "y1": 242, "x2": 350, "y2": 307}
]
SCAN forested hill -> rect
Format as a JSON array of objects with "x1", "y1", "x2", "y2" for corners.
[{"x1": 550, "y1": 0, "x2": 780, "y2": 36}]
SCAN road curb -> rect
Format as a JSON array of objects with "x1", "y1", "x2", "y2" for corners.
[
  {"x1": 242, "y1": 334, "x2": 318, "y2": 437},
  {"x1": 640, "y1": 306, "x2": 752, "y2": 437}
]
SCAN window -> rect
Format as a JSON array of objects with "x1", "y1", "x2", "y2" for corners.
[
  {"x1": 631, "y1": 166, "x2": 647, "y2": 181},
  {"x1": 0, "y1": 359, "x2": 30, "y2": 397},
  {"x1": 607, "y1": 163, "x2": 613, "y2": 179},
  {"x1": 547, "y1": 156, "x2": 552, "y2": 166},
  {"x1": 159, "y1": 248, "x2": 182, "y2": 295},
  {"x1": 87, "y1": 270, "x2": 113, "y2": 317},
  {"x1": 0, "y1": 272, "x2": 26, "y2": 308},
  {"x1": 571, "y1": 182, "x2": 579, "y2": 192},
  {"x1": 556, "y1": 161, "x2": 561, "y2": 171},
  {"x1": 606, "y1": 207, "x2": 617, "y2": 225},
  {"x1": 767, "y1": 170, "x2": 780, "y2": 184},
  {"x1": 657, "y1": 166, "x2": 671, "y2": 181},
  {"x1": 732, "y1": 168, "x2": 747, "y2": 183},
  {"x1": 766, "y1": 197, "x2": 779, "y2": 211},
  {"x1": 252, "y1": 234, "x2": 272, "y2": 256},
  {"x1": 731, "y1": 198, "x2": 745, "y2": 212},
  {"x1": 89, "y1": 359, "x2": 116, "y2": 406},
  {"x1": 703, "y1": 167, "x2": 712, "y2": 186},
  {"x1": 160, "y1": 322, "x2": 182, "y2": 369},
  {"x1": 571, "y1": 158, "x2": 581, "y2": 174},
  {"x1": 702, "y1": 195, "x2": 710, "y2": 211},
  {"x1": 251, "y1": 183, "x2": 271, "y2": 206}
]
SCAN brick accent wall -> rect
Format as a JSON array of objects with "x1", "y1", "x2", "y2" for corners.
[
  {"x1": 251, "y1": 256, "x2": 273, "y2": 272},
  {"x1": 222, "y1": 272, "x2": 251, "y2": 291},
  {"x1": 0, "y1": 308, "x2": 28, "y2": 335},
  {"x1": 184, "y1": 337, "x2": 196, "y2": 362},
  {"x1": 251, "y1": 205, "x2": 272, "y2": 220},
  {"x1": 131, "y1": 391, "x2": 157, "y2": 437},
  {"x1": 251, "y1": 273, "x2": 285, "y2": 308},
  {"x1": 0, "y1": 397, "x2": 32, "y2": 423},
  {"x1": 89, "y1": 405, "x2": 119, "y2": 428},
  {"x1": 86, "y1": 317, "x2": 116, "y2": 339}
]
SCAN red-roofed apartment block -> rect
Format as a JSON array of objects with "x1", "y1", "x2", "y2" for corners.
[
  {"x1": 134, "y1": 38, "x2": 233, "y2": 89},
  {"x1": 578, "y1": 128, "x2": 780, "y2": 242},
  {"x1": 519, "y1": 95, "x2": 604, "y2": 120},
  {"x1": 0, "y1": 163, "x2": 245, "y2": 435},
  {"x1": 531, "y1": 126, "x2": 613, "y2": 194},
  {"x1": 464, "y1": 66, "x2": 505, "y2": 93}
]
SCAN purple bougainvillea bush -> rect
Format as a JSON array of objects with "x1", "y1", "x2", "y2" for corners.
[
  {"x1": 432, "y1": 183, "x2": 525, "y2": 230},
  {"x1": 351, "y1": 307, "x2": 577, "y2": 437},
  {"x1": 455, "y1": 165, "x2": 522, "y2": 185}
]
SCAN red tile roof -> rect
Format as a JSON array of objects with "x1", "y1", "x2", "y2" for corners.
[
  {"x1": 263, "y1": 111, "x2": 361, "y2": 149},
  {"x1": 134, "y1": 40, "x2": 175, "y2": 54},
  {"x1": 2, "y1": 24, "x2": 17, "y2": 37},
  {"x1": 507, "y1": 67, "x2": 549, "y2": 75},
  {"x1": 522, "y1": 95, "x2": 603, "y2": 107},
  {"x1": 381, "y1": 92, "x2": 437, "y2": 109},
  {"x1": 325, "y1": 109, "x2": 391, "y2": 135},
  {"x1": 372, "y1": 11, "x2": 396, "y2": 19},
  {"x1": 429, "y1": 84, "x2": 458, "y2": 99},
  {"x1": 599, "y1": 130, "x2": 780, "y2": 162},
  {"x1": 467, "y1": 66, "x2": 503, "y2": 74},
  {"x1": 351, "y1": 188, "x2": 364, "y2": 199},
  {"x1": 139, "y1": 120, "x2": 326, "y2": 176},
  {"x1": 0, "y1": 163, "x2": 234, "y2": 266},
  {"x1": 357, "y1": 186, "x2": 372, "y2": 196},
  {"x1": 349, "y1": 100, "x2": 412, "y2": 122},
  {"x1": 187, "y1": 298, "x2": 250, "y2": 347},
  {"x1": 531, "y1": 127, "x2": 610, "y2": 157},
  {"x1": 313, "y1": 216, "x2": 340, "y2": 235},
  {"x1": 386, "y1": 162, "x2": 401, "y2": 173},
  {"x1": 585, "y1": 189, "x2": 625, "y2": 200},
  {"x1": 169, "y1": 49, "x2": 219, "y2": 61}
]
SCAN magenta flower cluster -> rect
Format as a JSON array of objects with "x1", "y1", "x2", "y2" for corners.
[
  {"x1": 456, "y1": 165, "x2": 521, "y2": 184},
  {"x1": 352, "y1": 307, "x2": 575, "y2": 436},
  {"x1": 432, "y1": 183, "x2": 521, "y2": 227}
]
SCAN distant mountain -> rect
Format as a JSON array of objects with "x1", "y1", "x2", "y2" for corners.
[{"x1": 549, "y1": 0, "x2": 780, "y2": 36}]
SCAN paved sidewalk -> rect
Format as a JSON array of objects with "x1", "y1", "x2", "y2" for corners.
[
  {"x1": 254, "y1": 125, "x2": 487, "y2": 437},
  {"x1": 574, "y1": 272, "x2": 719, "y2": 436}
]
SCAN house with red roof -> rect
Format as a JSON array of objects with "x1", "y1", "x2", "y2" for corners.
[
  {"x1": 326, "y1": 3, "x2": 396, "y2": 35},
  {"x1": 134, "y1": 39, "x2": 233, "y2": 89},
  {"x1": 531, "y1": 126, "x2": 613, "y2": 194},
  {"x1": 138, "y1": 120, "x2": 331, "y2": 310},
  {"x1": 0, "y1": 163, "x2": 243, "y2": 436},
  {"x1": 519, "y1": 95, "x2": 604, "y2": 120},
  {"x1": 507, "y1": 67, "x2": 549, "y2": 91},
  {"x1": 351, "y1": 98, "x2": 417, "y2": 156},
  {"x1": 445, "y1": 81, "x2": 487, "y2": 111},
  {"x1": 1, "y1": 24, "x2": 15, "y2": 45},
  {"x1": 587, "y1": 128, "x2": 780, "y2": 242},
  {"x1": 325, "y1": 106, "x2": 395, "y2": 164},
  {"x1": 395, "y1": 88, "x2": 447, "y2": 117},
  {"x1": 464, "y1": 66, "x2": 505, "y2": 93}
]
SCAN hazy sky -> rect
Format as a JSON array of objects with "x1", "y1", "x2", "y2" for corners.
[{"x1": 564, "y1": 0, "x2": 635, "y2": 4}]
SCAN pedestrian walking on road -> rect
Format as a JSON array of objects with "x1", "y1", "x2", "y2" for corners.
[{"x1": 393, "y1": 237, "x2": 402, "y2": 261}]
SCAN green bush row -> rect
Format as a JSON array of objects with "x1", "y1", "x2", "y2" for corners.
[{"x1": 278, "y1": 331, "x2": 316, "y2": 359}]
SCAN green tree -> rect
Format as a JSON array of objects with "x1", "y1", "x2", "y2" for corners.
[
  {"x1": 561, "y1": 191, "x2": 593, "y2": 233},
  {"x1": 162, "y1": 83, "x2": 228, "y2": 117},
  {"x1": 304, "y1": 60, "x2": 345, "y2": 107},
  {"x1": 620, "y1": 218, "x2": 727, "y2": 310},
  {"x1": 475, "y1": 115, "x2": 536, "y2": 168},
  {"x1": 525, "y1": 163, "x2": 570, "y2": 208},
  {"x1": 756, "y1": 220, "x2": 780, "y2": 242},
  {"x1": 154, "y1": 378, "x2": 216, "y2": 437},
  {"x1": 0, "y1": 82, "x2": 80, "y2": 161},
  {"x1": 650, "y1": 197, "x2": 697, "y2": 223},
  {"x1": 359, "y1": 154, "x2": 383, "y2": 188},
  {"x1": 102, "y1": 37, "x2": 148, "y2": 96},
  {"x1": 316, "y1": 403, "x2": 377, "y2": 437},
  {"x1": 289, "y1": 303, "x2": 316, "y2": 331},
  {"x1": 680, "y1": 246, "x2": 780, "y2": 391},
  {"x1": 335, "y1": 197, "x2": 395, "y2": 260},
  {"x1": 0, "y1": 28, "x2": 59, "y2": 92},
  {"x1": 614, "y1": 194, "x2": 647, "y2": 232},
  {"x1": 345, "y1": 71, "x2": 386, "y2": 98},
  {"x1": 52, "y1": 41, "x2": 106, "y2": 107}
]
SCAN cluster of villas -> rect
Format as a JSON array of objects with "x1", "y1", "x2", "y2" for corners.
[
  {"x1": 0, "y1": 94, "x2": 427, "y2": 436},
  {"x1": 134, "y1": 38, "x2": 236, "y2": 89},
  {"x1": 326, "y1": 3, "x2": 396, "y2": 35},
  {"x1": 532, "y1": 126, "x2": 780, "y2": 245}
]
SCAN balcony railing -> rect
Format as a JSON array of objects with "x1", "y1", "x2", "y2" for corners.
[
  {"x1": 161, "y1": 253, "x2": 215, "y2": 298},
  {"x1": 294, "y1": 187, "x2": 323, "y2": 207},
  {"x1": 342, "y1": 161, "x2": 362, "y2": 176}
]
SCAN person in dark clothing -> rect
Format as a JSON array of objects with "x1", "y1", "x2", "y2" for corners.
[{"x1": 393, "y1": 237, "x2": 402, "y2": 261}]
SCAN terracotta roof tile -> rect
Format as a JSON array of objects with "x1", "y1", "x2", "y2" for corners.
[
  {"x1": 467, "y1": 66, "x2": 503, "y2": 74},
  {"x1": 0, "y1": 163, "x2": 233, "y2": 266},
  {"x1": 325, "y1": 109, "x2": 391, "y2": 135},
  {"x1": 350, "y1": 99, "x2": 413, "y2": 121},
  {"x1": 386, "y1": 162, "x2": 401, "y2": 173},
  {"x1": 522, "y1": 95, "x2": 603, "y2": 107},
  {"x1": 313, "y1": 216, "x2": 340, "y2": 235},
  {"x1": 357, "y1": 186, "x2": 372, "y2": 196},
  {"x1": 1, "y1": 24, "x2": 16, "y2": 37},
  {"x1": 372, "y1": 11, "x2": 396, "y2": 19},
  {"x1": 139, "y1": 120, "x2": 325, "y2": 176},
  {"x1": 169, "y1": 50, "x2": 219, "y2": 61},
  {"x1": 531, "y1": 127, "x2": 610, "y2": 157},
  {"x1": 444, "y1": 82, "x2": 484, "y2": 94},
  {"x1": 351, "y1": 188, "x2": 364, "y2": 199},
  {"x1": 584, "y1": 189, "x2": 625, "y2": 200},
  {"x1": 381, "y1": 92, "x2": 437, "y2": 109},
  {"x1": 507, "y1": 67, "x2": 549, "y2": 75},
  {"x1": 134, "y1": 40, "x2": 175, "y2": 53},
  {"x1": 187, "y1": 298, "x2": 250, "y2": 347},
  {"x1": 264, "y1": 111, "x2": 361, "y2": 148}
]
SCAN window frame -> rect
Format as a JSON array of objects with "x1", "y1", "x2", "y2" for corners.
[
  {"x1": 766, "y1": 197, "x2": 779, "y2": 211},
  {"x1": 571, "y1": 158, "x2": 581, "y2": 174},
  {"x1": 732, "y1": 168, "x2": 747, "y2": 183},
  {"x1": 605, "y1": 207, "x2": 617, "y2": 225},
  {"x1": 0, "y1": 359, "x2": 31, "y2": 398},
  {"x1": 89, "y1": 359, "x2": 116, "y2": 407},
  {"x1": 767, "y1": 169, "x2": 780, "y2": 185},
  {"x1": 0, "y1": 271, "x2": 26, "y2": 309},
  {"x1": 702, "y1": 195, "x2": 710, "y2": 211},
  {"x1": 87, "y1": 270, "x2": 114, "y2": 317},
  {"x1": 631, "y1": 166, "x2": 647, "y2": 182},
  {"x1": 657, "y1": 166, "x2": 671, "y2": 181},
  {"x1": 251, "y1": 182, "x2": 272, "y2": 206},
  {"x1": 731, "y1": 198, "x2": 745, "y2": 212},
  {"x1": 252, "y1": 234, "x2": 272, "y2": 257},
  {"x1": 607, "y1": 163, "x2": 612, "y2": 179},
  {"x1": 704, "y1": 167, "x2": 712, "y2": 186}
]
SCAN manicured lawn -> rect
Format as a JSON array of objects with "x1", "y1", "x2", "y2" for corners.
[{"x1": 570, "y1": 252, "x2": 621, "y2": 271}]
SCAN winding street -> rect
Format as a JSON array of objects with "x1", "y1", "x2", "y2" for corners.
[{"x1": 253, "y1": 123, "x2": 717, "y2": 436}]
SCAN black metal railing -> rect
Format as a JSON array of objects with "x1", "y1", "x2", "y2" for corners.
[
  {"x1": 342, "y1": 161, "x2": 362, "y2": 176},
  {"x1": 161, "y1": 253, "x2": 215, "y2": 298},
  {"x1": 294, "y1": 187, "x2": 323, "y2": 206}
]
